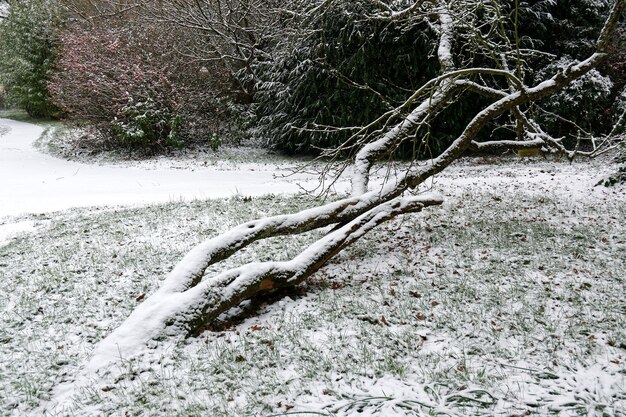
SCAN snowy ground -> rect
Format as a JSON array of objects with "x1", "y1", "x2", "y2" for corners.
[
  {"x1": 1, "y1": 119, "x2": 625, "y2": 416},
  {"x1": 0, "y1": 118, "x2": 324, "y2": 218}
]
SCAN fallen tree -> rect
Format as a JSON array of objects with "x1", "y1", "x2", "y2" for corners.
[{"x1": 49, "y1": 0, "x2": 626, "y2": 409}]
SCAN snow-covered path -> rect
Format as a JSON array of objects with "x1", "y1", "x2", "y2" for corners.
[{"x1": 0, "y1": 118, "x2": 315, "y2": 218}]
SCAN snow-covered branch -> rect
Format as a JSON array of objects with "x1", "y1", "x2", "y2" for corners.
[
  {"x1": 84, "y1": 194, "x2": 443, "y2": 371},
  {"x1": 49, "y1": 1, "x2": 626, "y2": 411},
  {"x1": 350, "y1": 0, "x2": 457, "y2": 195}
]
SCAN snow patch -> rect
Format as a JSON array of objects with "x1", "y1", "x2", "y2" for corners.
[
  {"x1": 0, "y1": 220, "x2": 37, "y2": 247},
  {"x1": 0, "y1": 118, "x2": 340, "y2": 218}
]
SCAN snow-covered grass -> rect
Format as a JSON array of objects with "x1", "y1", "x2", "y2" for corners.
[
  {"x1": 1, "y1": 159, "x2": 625, "y2": 417},
  {"x1": 35, "y1": 119, "x2": 312, "y2": 170},
  {"x1": 0, "y1": 220, "x2": 38, "y2": 247}
]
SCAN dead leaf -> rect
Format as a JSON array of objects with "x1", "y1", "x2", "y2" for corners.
[{"x1": 331, "y1": 282, "x2": 343, "y2": 290}]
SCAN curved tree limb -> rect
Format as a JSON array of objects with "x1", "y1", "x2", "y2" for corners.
[
  {"x1": 351, "y1": 0, "x2": 458, "y2": 195},
  {"x1": 156, "y1": 0, "x2": 625, "y2": 338},
  {"x1": 48, "y1": 0, "x2": 626, "y2": 411},
  {"x1": 139, "y1": 0, "x2": 625, "y2": 338},
  {"x1": 85, "y1": 194, "x2": 443, "y2": 372}
]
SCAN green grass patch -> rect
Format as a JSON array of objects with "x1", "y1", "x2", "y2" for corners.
[
  {"x1": 1, "y1": 189, "x2": 624, "y2": 416},
  {"x1": 0, "y1": 108, "x2": 61, "y2": 126}
]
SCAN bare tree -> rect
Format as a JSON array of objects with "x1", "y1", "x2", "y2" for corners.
[
  {"x1": 141, "y1": 0, "x2": 287, "y2": 103},
  {"x1": 50, "y1": 0, "x2": 626, "y2": 405}
]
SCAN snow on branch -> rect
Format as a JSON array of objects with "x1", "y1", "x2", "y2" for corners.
[
  {"x1": 368, "y1": 0, "x2": 428, "y2": 21},
  {"x1": 470, "y1": 138, "x2": 546, "y2": 153},
  {"x1": 74, "y1": 194, "x2": 443, "y2": 383},
  {"x1": 350, "y1": 0, "x2": 458, "y2": 195},
  {"x1": 47, "y1": 0, "x2": 626, "y2": 412}
]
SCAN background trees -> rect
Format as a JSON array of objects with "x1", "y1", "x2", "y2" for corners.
[
  {"x1": 519, "y1": 0, "x2": 624, "y2": 141},
  {"x1": 253, "y1": 1, "x2": 441, "y2": 155},
  {"x1": 254, "y1": 0, "x2": 626, "y2": 156},
  {"x1": 144, "y1": 0, "x2": 281, "y2": 104},
  {"x1": 1, "y1": 0, "x2": 623, "y2": 153},
  {"x1": 0, "y1": 0, "x2": 59, "y2": 117},
  {"x1": 48, "y1": 19, "x2": 228, "y2": 149}
]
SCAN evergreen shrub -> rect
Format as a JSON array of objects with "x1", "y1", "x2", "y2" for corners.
[
  {"x1": 0, "y1": 0, "x2": 59, "y2": 118},
  {"x1": 254, "y1": 0, "x2": 440, "y2": 156}
]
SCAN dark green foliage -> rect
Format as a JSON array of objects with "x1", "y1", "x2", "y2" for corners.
[
  {"x1": 255, "y1": 0, "x2": 623, "y2": 156},
  {"x1": 599, "y1": 141, "x2": 626, "y2": 186},
  {"x1": 0, "y1": 0, "x2": 59, "y2": 118},
  {"x1": 110, "y1": 99, "x2": 184, "y2": 149},
  {"x1": 534, "y1": 64, "x2": 614, "y2": 139},
  {"x1": 601, "y1": 165, "x2": 626, "y2": 186},
  {"x1": 521, "y1": 0, "x2": 612, "y2": 59},
  {"x1": 255, "y1": 1, "x2": 440, "y2": 156},
  {"x1": 517, "y1": 0, "x2": 623, "y2": 140}
]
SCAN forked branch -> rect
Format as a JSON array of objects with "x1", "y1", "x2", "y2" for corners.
[
  {"x1": 47, "y1": 1, "x2": 626, "y2": 411},
  {"x1": 85, "y1": 194, "x2": 444, "y2": 371}
]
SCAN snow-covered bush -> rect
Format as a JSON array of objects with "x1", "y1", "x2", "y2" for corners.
[
  {"x1": 0, "y1": 0, "x2": 59, "y2": 117},
  {"x1": 523, "y1": 0, "x2": 612, "y2": 59},
  {"x1": 111, "y1": 98, "x2": 184, "y2": 148},
  {"x1": 535, "y1": 58, "x2": 614, "y2": 138},
  {"x1": 48, "y1": 21, "x2": 226, "y2": 150}
]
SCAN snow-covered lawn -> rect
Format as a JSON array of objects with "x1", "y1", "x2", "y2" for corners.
[
  {"x1": 0, "y1": 118, "x2": 322, "y2": 218},
  {"x1": 1, "y1": 118, "x2": 625, "y2": 416}
]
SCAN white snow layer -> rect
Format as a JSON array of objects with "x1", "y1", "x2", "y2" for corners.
[
  {"x1": 0, "y1": 118, "x2": 323, "y2": 218},
  {"x1": 0, "y1": 220, "x2": 37, "y2": 247}
]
